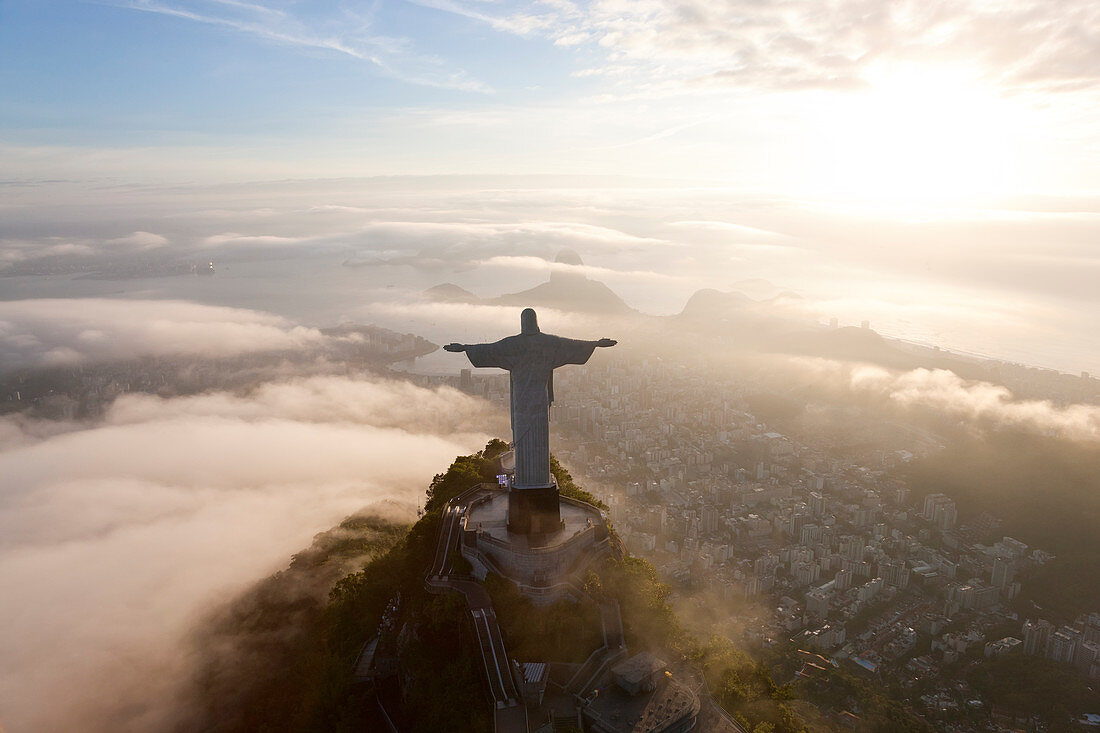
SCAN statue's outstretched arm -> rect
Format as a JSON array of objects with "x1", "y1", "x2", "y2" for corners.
[
  {"x1": 551, "y1": 336, "x2": 615, "y2": 368},
  {"x1": 447, "y1": 340, "x2": 510, "y2": 369}
]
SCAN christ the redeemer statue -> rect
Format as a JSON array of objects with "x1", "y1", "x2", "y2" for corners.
[{"x1": 445, "y1": 308, "x2": 615, "y2": 534}]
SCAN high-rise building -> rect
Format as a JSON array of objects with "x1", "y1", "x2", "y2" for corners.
[
  {"x1": 969, "y1": 584, "x2": 998, "y2": 611},
  {"x1": 792, "y1": 561, "x2": 821, "y2": 587},
  {"x1": 800, "y1": 523, "x2": 823, "y2": 546},
  {"x1": 858, "y1": 577, "x2": 883, "y2": 602},
  {"x1": 881, "y1": 562, "x2": 910, "y2": 589},
  {"x1": 991, "y1": 556, "x2": 1015, "y2": 589},
  {"x1": 995, "y1": 537, "x2": 1029, "y2": 560},
  {"x1": 1022, "y1": 619, "x2": 1054, "y2": 656},
  {"x1": 788, "y1": 510, "x2": 810, "y2": 539},
  {"x1": 922, "y1": 493, "x2": 958, "y2": 531},
  {"x1": 805, "y1": 588, "x2": 831, "y2": 621},
  {"x1": 1049, "y1": 629, "x2": 1080, "y2": 664},
  {"x1": 701, "y1": 505, "x2": 719, "y2": 536},
  {"x1": 839, "y1": 535, "x2": 865, "y2": 562},
  {"x1": 1075, "y1": 640, "x2": 1100, "y2": 674},
  {"x1": 755, "y1": 553, "x2": 779, "y2": 578},
  {"x1": 1083, "y1": 613, "x2": 1100, "y2": 644},
  {"x1": 744, "y1": 575, "x2": 760, "y2": 597},
  {"x1": 808, "y1": 491, "x2": 826, "y2": 517},
  {"x1": 923, "y1": 493, "x2": 946, "y2": 518}
]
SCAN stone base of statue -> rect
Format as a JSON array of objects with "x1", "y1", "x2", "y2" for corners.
[
  {"x1": 461, "y1": 485, "x2": 610, "y2": 605},
  {"x1": 508, "y1": 483, "x2": 561, "y2": 535}
]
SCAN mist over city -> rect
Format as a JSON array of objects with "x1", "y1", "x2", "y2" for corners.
[{"x1": 2, "y1": 1, "x2": 1099, "y2": 732}]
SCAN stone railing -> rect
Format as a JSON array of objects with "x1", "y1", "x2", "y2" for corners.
[
  {"x1": 476, "y1": 520, "x2": 599, "y2": 557},
  {"x1": 462, "y1": 485, "x2": 500, "y2": 515}
]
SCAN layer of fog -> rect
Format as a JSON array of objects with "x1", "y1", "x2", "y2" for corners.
[
  {"x1": 3, "y1": 177, "x2": 1096, "y2": 374},
  {"x1": 0, "y1": 299, "x2": 325, "y2": 371},
  {"x1": 853, "y1": 365, "x2": 1100, "y2": 440},
  {"x1": 796, "y1": 357, "x2": 1100, "y2": 441},
  {"x1": 0, "y1": 374, "x2": 501, "y2": 733}
]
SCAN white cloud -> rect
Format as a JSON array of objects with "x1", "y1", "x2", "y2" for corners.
[
  {"x1": 344, "y1": 219, "x2": 673, "y2": 274},
  {"x1": 667, "y1": 220, "x2": 793, "y2": 241},
  {"x1": 200, "y1": 232, "x2": 306, "y2": 247},
  {"x1": 0, "y1": 374, "x2": 496, "y2": 732},
  {"x1": 107, "y1": 231, "x2": 169, "y2": 250},
  {"x1": 850, "y1": 366, "x2": 1100, "y2": 439},
  {"x1": 0, "y1": 231, "x2": 169, "y2": 270},
  {"x1": 790, "y1": 359, "x2": 1100, "y2": 440},
  {"x1": 0, "y1": 299, "x2": 326, "y2": 370},
  {"x1": 479, "y1": 254, "x2": 683, "y2": 282},
  {"x1": 106, "y1": 374, "x2": 486, "y2": 434},
  {"x1": 121, "y1": 0, "x2": 493, "y2": 93},
  {"x1": 424, "y1": 0, "x2": 1100, "y2": 96},
  {"x1": 362, "y1": 219, "x2": 666, "y2": 249}
]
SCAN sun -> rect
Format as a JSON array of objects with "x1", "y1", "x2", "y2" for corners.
[{"x1": 806, "y1": 62, "x2": 1026, "y2": 210}]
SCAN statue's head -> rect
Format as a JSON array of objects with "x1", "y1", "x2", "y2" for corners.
[{"x1": 521, "y1": 308, "x2": 540, "y2": 334}]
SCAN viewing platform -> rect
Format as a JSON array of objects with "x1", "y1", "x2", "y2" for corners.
[{"x1": 461, "y1": 485, "x2": 610, "y2": 603}]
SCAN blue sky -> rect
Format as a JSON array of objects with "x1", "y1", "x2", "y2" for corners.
[
  {"x1": 0, "y1": 0, "x2": 633, "y2": 135},
  {"x1": 0, "y1": 1, "x2": 576, "y2": 142}
]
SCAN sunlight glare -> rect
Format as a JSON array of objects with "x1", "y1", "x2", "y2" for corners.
[{"x1": 808, "y1": 63, "x2": 1026, "y2": 210}]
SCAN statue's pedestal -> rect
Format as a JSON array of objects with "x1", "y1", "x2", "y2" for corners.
[
  {"x1": 461, "y1": 487, "x2": 609, "y2": 604},
  {"x1": 508, "y1": 483, "x2": 561, "y2": 536}
]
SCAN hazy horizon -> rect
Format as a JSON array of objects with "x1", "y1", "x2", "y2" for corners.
[{"x1": 3, "y1": 175, "x2": 1098, "y2": 376}]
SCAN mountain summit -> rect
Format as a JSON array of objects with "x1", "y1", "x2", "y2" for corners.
[{"x1": 494, "y1": 250, "x2": 633, "y2": 314}]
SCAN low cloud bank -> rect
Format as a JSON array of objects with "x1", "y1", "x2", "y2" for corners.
[
  {"x1": 0, "y1": 374, "x2": 497, "y2": 732},
  {"x1": 0, "y1": 299, "x2": 325, "y2": 370},
  {"x1": 836, "y1": 363, "x2": 1100, "y2": 440},
  {"x1": 792, "y1": 356, "x2": 1100, "y2": 435},
  {"x1": 0, "y1": 231, "x2": 168, "y2": 268}
]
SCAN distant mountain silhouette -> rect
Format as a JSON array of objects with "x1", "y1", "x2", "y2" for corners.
[
  {"x1": 678, "y1": 288, "x2": 754, "y2": 320},
  {"x1": 424, "y1": 251, "x2": 633, "y2": 314},
  {"x1": 802, "y1": 325, "x2": 900, "y2": 363},
  {"x1": 423, "y1": 256, "x2": 988, "y2": 380},
  {"x1": 795, "y1": 326, "x2": 991, "y2": 378},
  {"x1": 675, "y1": 290, "x2": 991, "y2": 376},
  {"x1": 424, "y1": 250, "x2": 635, "y2": 315},
  {"x1": 424, "y1": 283, "x2": 482, "y2": 303},
  {"x1": 674, "y1": 288, "x2": 967, "y2": 371},
  {"x1": 674, "y1": 287, "x2": 810, "y2": 354},
  {"x1": 678, "y1": 286, "x2": 805, "y2": 319},
  {"x1": 493, "y1": 249, "x2": 633, "y2": 314},
  {"x1": 493, "y1": 278, "x2": 632, "y2": 314}
]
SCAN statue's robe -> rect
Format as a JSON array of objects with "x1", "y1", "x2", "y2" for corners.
[{"x1": 465, "y1": 332, "x2": 598, "y2": 488}]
